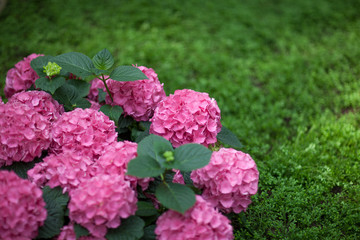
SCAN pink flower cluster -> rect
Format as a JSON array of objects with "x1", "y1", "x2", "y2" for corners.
[
  {"x1": 0, "y1": 170, "x2": 47, "y2": 240},
  {"x1": 150, "y1": 89, "x2": 222, "y2": 148},
  {"x1": 0, "y1": 101, "x2": 52, "y2": 166},
  {"x1": 92, "y1": 141, "x2": 152, "y2": 190},
  {"x1": 28, "y1": 152, "x2": 94, "y2": 192},
  {"x1": 50, "y1": 108, "x2": 117, "y2": 159},
  {"x1": 88, "y1": 77, "x2": 105, "y2": 102},
  {"x1": 68, "y1": 174, "x2": 137, "y2": 237},
  {"x1": 191, "y1": 148, "x2": 259, "y2": 213},
  {"x1": 155, "y1": 195, "x2": 233, "y2": 239},
  {"x1": 5, "y1": 53, "x2": 43, "y2": 98},
  {"x1": 9, "y1": 90, "x2": 64, "y2": 123},
  {"x1": 101, "y1": 66, "x2": 166, "y2": 121}
]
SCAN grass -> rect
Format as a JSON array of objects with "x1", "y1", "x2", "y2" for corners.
[{"x1": 1, "y1": 0, "x2": 359, "y2": 238}]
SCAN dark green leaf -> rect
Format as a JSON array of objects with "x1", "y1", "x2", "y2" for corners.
[
  {"x1": 36, "y1": 187, "x2": 69, "y2": 239},
  {"x1": 180, "y1": 171, "x2": 194, "y2": 185},
  {"x1": 52, "y1": 83, "x2": 89, "y2": 111},
  {"x1": 53, "y1": 52, "x2": 94, "y2": 78},
  {"x1": 137, "y1": 134, "x2": 173, "y2": 165},
  {"x1": 0, "y1": 158, "x2": 41, "y2": 179},
  {"x1": 118, "y1": 115, "x2": 135, "y2": 129},
  {"x1": 30, "y1": 55, "x2": 54, "y2": 77},
  {"x1": 136, "y1": 201, "x2": 158, "y2": 217},
  {"x1": 110, "y1": 66, "x2": 148, "y2": 82},
  {"x1": 127, "y1": 156, "x2": 164, "y2": 178},
  {"x1": 92, "y1": 48, "x2": 114, "y2": 70},
  {"x1": 141, "y1": 225, "x2": 156, "y2": 240},
  {"x1": 155, "y1": 182, "x2": 196, "y2": 214},
  {"x1": 171, "y1": 144, "x2": 212, "y2": 171},
  {"x1": 74, "y1": 223, "x2": 90, "y2": 238},
  {"x1": 67, "y1": 79, "x2": 90, "y2": 97},
  {"x1": 98, "y1": 88, "x2": 107, "y2": 103},
  {"x1": 100, "y1": 104, "x2": 123, "y2": 124},
  {"x1": 35, "y1": 76, "x2": 66, "y2": 94},
  {"x1": 217, "y1": 125, "x2": 243, "y2": 149},
  {"x1": 135, "y1": 122, "x2": 151, "y2": 143},
  {"x1": 92, "y1": 68, "x2": 109, "y2": 76},
  {"x1": 106, "y1": 216, "x2": 145, "y2": 240},
  {"x1": 73, "y1": 98, "x2": 91, "y2": 109}
]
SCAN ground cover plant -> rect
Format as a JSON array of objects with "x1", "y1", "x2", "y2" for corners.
[{"x1": 0, "y1": 0, "x2": 359, "y2": 239}]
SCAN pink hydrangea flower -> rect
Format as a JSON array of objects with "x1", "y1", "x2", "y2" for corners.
[
  {"x1": 50, "y1": 108, "x2": 117, "y2": 159},
  {"x1": 68, "y1": 174, "x2": 137, "y2": 237},
  {"x1": 8, "y1": 90, "x2": 64, "y2": 123},
  {"x1": 191, "y1": 148, "x2": 259, "y2": 213},
  {"x1": 0, "y1": 96, "x2": 3, "y2": 104},
  {"x1": 88, "y1": 77, "x2": 105, "y2": 102},
  {"x1": 155, "y1": 195, "x2": 233, "y2": 240},
  {"x1": 4, "y1": 53, "x2": 44, "y2": 98},
  {"x1": 28, "y1": 152, "x2": 94, "y2": 193},
  {"x1": 150, "y1": 89, "x2": 222, "y2": 148},
  {"x1": 92, "y1": 141, "x2": 152, "y2": 190},
  {"x1": 172, "y1": 170, "x2": 185, "y2": 184},
  {"x1": 0, "y1": 102, "x2": 52, "y2": 166},
  {"x1": 104, "y1": 66, "x2": 166, "y2": 121},
  {"x1": 0, "y1": 170, "x2": 47, "y2": 240},
  {"x1": 88, "y1": 99, "x2": 101, "y2": 111},
  {"x1": 58, "y1": 223, "x2": 106, "y2": 240}
]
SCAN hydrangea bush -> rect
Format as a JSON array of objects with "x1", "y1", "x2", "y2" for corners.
[{"x1": 0, "y1": 49, "x2": 259, "y2": 239}]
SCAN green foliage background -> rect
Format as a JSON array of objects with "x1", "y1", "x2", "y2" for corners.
[{"x1": 1, "y1": 0, "x2": 359, "y2": 238}]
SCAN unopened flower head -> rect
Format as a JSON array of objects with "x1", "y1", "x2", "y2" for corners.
[{"x1": 43, "y1": 62, "x2": 62, "y2": 77}]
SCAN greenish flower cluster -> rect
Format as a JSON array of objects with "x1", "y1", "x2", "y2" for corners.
[{"x1": 43, "y1": 62, "x2": 62, "y2": 77}]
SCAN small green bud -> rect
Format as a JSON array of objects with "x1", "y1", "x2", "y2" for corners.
[
  {"x1": 163, "y1": 151, "x2": 175, "y2": 162},
  {"x1": 43, "y1": 62, "x2": 62, "y2": 77}
]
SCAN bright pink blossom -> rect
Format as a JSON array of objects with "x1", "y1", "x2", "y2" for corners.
[
  {"x1": 92, "y1": 141, "x2": 152, "y2": 190},
  {"x1": 150, "y1": 89, "x2": 222, "y2": 148},
  {"x1": 28, "y1": 152, "x2": 94, "y2": 193},
  {"x1": 0, "y1": 102, "x2": 52, "y2": 166},
  {"x1": 0, "y1": 170, "x2": 47, "y2": 240},
  {"x1": 50, "y1": 108, "x2": 117, "y2": 159},
  {"x1": 191, "y1": 148, "x2": 259, "y2": 213},
  {"x1": 105, "y1": 66, "x2": 166, "y2": 121},
  {"x1": 0, "y1": 96, "x2": 3, "y2": 104},
  {"x1": 88, "y1": 99, "x2": 102, "y2": 111},
  {"x1": 155, "y1": 195, "x2": 233, "y2": 240},
  {"x1": 8, "y1": 90, "x2": 64, "y2": 123},
  {"x1": 4, "y1": 53, "x2": 44, "y2": 98},
  {"x1": 68, "y1": 174, "x2": 137, "y2": 237}
]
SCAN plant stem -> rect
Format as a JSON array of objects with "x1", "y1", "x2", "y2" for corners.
[{"x1": 100, "y1": 74, "x2": 113, "y2": 103}]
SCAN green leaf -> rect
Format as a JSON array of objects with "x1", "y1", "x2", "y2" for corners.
[
  {"x1": 171, "y1": 144, "x2": 212, "y2": 171},
  {"x1": 53, "y1": 52, "x2": 94, "y2": 78},
  {"x1": 110, "y1": 66, "x2": 148, "y2": 82},
  {"x1": 127, "y1": 155, "x2": 165, "y2": 178},
  {"x1": 35, "y1": 76, "x2": 66, "y2": 94},
  {"x1": 74, "y1": 223, "x2": 90, "y2": 238},
  {"x1": 135, "y1": 122, "x2": 151, "y2": 143},
  {"x1": 0, "y1": 158, "x2": 41, "y2": 179},
  {"x1": 98, "y1": 88, "x2": 107, "y2": 103},
  {"x1": 30, "y1": 55, "x2": 54, "y2": 77},
  {"x1": 141, "y1": 225, "x2": 156, "y2": 240},
  {"x1": 52, "y1": 83, "x2": 90, "y2": 111},
  {"x1": 136, "y1": 201, "x2": 158, "y2": 217},
  {"x1": 137, "y1": 134, "x2": 173, "y2": 165},
  {"x1": 100, "y1": 104, "x2": 123, "y2": 124},
  {"x1": 36, "y1": 187, "x2": 69, "y2": 239},
  {"x1": 106, "y1": 216, "x2": 145, "y2": 240},
  {"x1": 67, "y1": 79, "x2": 90, "y2": 97},
  {"x1": 92, "y1": 48, "x2": 114, "y2": 70},
  {"x1": 217, "y1": 125, "x2": 243, "y2": 149},
  {"x1": 155, "y1": 182, "x2": 196, "y2": 214}
]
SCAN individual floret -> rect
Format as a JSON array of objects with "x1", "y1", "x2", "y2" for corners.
[
  {"x1": 150, "y1": 89, "x2": 221, "y2": 148},
  {"x1": 191, "y1": 148, "x2": 259, "y2": 213},
  {"x1": 50, "y1": 108, "x2": 117, "y2": 159},
  {"x1": 0, "y1": 170, "x2": 47, "y2": 240},
  {"x1": 0, "y1": 102, "x2": 52, "y2": 166},
  {"x1": 28, "y1": 152, "x2": 94, "y2": 193},
  {"x1": 8, "y1": 90, "x2": 64, "y2": 123},
  {"x1": 92, "y1": 141, "x2": 152, "y2": 190},
  {"x1": 155, "y1": 195, "x2": 233, "y2": 239},
  {"x1": 68, "y1": 174, "x2": 137, "y2": 237},
  {"x1": 4, "y1": 53, "x2": 44, "y2": 98},
  {"x1": 105, "y1": 66, "x2": 166, "y2": 121}
]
